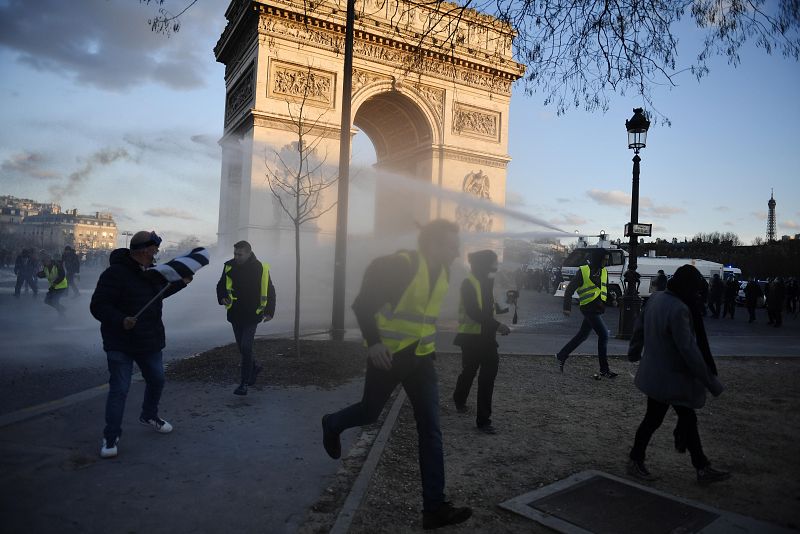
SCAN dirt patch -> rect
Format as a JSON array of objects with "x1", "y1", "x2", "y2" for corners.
[
  {"x1": 165, "y1": 338, "x2": 367, "y2": 389},
  {"x1": 344, "y1": 354, "x2": 800, "y2": 532}
]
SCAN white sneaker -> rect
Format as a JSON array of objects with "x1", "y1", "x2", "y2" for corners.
[
  {"x1": 100, "y1": 437, "x2": 119, "y2": 458},
  {"x1": 139, "y1": 416, "x2": 173, "y2": 434}
]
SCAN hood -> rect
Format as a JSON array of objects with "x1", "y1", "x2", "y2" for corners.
[
  {"x1": 109, "y1": 248, "x2": 134, "y2": 266},
  {"x1": 467, "y1": 249, "x2": 497, "y2": 278}
]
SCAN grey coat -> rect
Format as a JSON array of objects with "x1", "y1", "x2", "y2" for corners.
[{"x1": 628, "y1": 291, "x2": 723, "y2": 409}]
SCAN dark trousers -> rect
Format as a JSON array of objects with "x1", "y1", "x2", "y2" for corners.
[
  {"x1": 104, "y1": 350, "x2": 165, "y2": 442},
  {"x1": 232, "y1": 321, "x2": 259, "y2": 383},
  {"x1": 66, "y1": 271, "x2": 79, "y2": 296},
  {"x1": 326, "y1": 348, "x2": 444, "y2": 512},
  {"x1": 44, "y1": 288, "x2": 66, "y2": 314},
  {"x1": 14, "y1": 274, "x2": 37, "y2": 296},
  {"x1": 630, "y1": 397, "x2": 709, "y2": 470},
  {"x1": 722, "y1": 299, "x2": 736, "y2": 319},
  {"x1": 557, "y1": 312, "x2": 610, "y2": 372},
  {"x1": 453, "y1": 342, "x2": 499, "y2": 427},
  {"x1": 708, "y1": 298, "x2": 721, "y2": 318},
  {"x1": 747, "y1": 303, "x2": 757, "y2": 322}
]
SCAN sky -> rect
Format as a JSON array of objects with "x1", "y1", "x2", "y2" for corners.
[{"x1": 1, "y1": 0, "x2": 799, "y2": 249}]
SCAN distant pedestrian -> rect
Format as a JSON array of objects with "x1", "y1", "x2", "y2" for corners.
[
  {"x1": 63, "y1": 245, "x2": 81, "y2": 297},
  {"x1": 722, "y1": 277, "x2": 738, "y2": 319},
  {"x1": 452, "y1": 250, "x2": 511, "y2": 434},
  {"x1": 652, "y1": 269, "x2": 668, "y2": 292},
  {"x1": 767, "y1": 278, "x2": 785, "y2": 327},
  {"x1": 708, "y1": 274, "x2": 723, "y2": 319},
  {"x1": 785, "y1": 278, "x2": 798, "y2": 316},
  {"x1": 320, "y1": 220, "x2": 472, "y2": 530},
  {"x1": 627, "y1": 264, "x2": 729, "y2": 485},
  {"x1": 744, "y1": 278, "x2": 763, "y2": 323},
  {"x1": 91, "y1": 230, "x2": 191, "y2": 459},
  {"x1": 216, "y1": 240, "x2": 276, "y2": 396},
  {"x1": 556, "y1": 249, "x2": 617, "y2": 378},
  {"x1": 37, "y1": 252, "x2": 67, "y2": 316},
  {"x1": 13, "y1": 248, "x2": 38, "y2": 298}
]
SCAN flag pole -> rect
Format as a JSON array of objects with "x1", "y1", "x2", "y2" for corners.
[{"x1": 134, "y1": 283, "x2": 172, "y2": 319}]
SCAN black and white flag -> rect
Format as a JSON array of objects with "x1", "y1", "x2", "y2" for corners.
[{"x1": 149, "y1": 247, "x2": 210, "y2": 283}]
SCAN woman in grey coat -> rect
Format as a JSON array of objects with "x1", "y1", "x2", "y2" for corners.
[{"x1": 627, "y1": 265, "x2": 730, "y2": 485}]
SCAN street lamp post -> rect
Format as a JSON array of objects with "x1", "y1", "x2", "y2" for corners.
[
  {"x1": 121, "y1": 230, "x2": 133, "y2": 248},
  {"x1": 618, "y1": 108, "x2": 650, "y2": 339}
]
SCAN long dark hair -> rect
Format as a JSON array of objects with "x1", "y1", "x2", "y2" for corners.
[{"x1": 667, "y1": 265, "x2": 717, "y2": 375}]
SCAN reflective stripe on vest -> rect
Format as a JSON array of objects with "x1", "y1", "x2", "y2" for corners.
[
  {"x1": 45, "y1": 265, "x2": 67, "y2": 290},
  {"x1": 457, "y1": 274, "x2": 484, "y2": 335},
  {"x1": 375, "y1": 251, "x2": 449, "y2": 356},
  {"x1": 577, "y1": 264, "x2": 607, "y2": 305},
  {"x1": 224, "y1": 262, "x2": 271, "y2": 315}
]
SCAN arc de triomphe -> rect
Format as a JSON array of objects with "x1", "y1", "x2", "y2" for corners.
[{"x1": 214, "y1": 0, "x2": 524, "y2": 248}]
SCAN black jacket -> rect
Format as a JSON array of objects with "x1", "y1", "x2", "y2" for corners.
[
  {"x1": 215, "y1": 253, "x2": 276, "y2": 324},
  {"x1": 453, "y1": 275, "x2": 502, "y2": 348},
  {"x1": 90, "y1": 248, "x2": 186, "y2": 354}
]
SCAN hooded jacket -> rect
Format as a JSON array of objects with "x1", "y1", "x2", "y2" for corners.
[
  {"x1": 215, "y1": 252, "x2": 276, "y2": 324},
  {"x1": 454, "y1": 250, "x2": 502, "y2": 347},
  {"x1": 90, "y1": 248, "x2": 186, "y2": 354}
]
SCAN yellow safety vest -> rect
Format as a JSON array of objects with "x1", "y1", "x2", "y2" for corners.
[
  {"x1": 457, "y1": 273, "x2": 492, "y2": 334},
  {"x1": 224, "y1": 261, "x2": 271, "y2": 315},
  {"x1": 44, "y1": 265, "x2": 68, "y2": 290},
  {"x1": 577, "y1": 264, "x2": 607, "y2": 306},
  {"x1": 375, "y1": 251, "x2": 449, "y2": 356}
]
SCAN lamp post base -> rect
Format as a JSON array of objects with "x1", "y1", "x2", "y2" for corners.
[{"x1": 617, "y1": 293, "x2": 642, "y2": 339}]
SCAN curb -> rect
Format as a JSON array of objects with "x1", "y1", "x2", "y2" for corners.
[{"x1": 329, "y1": 389, "x2": 408, "y2": 534}]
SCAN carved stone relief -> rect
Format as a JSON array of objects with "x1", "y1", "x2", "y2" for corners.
[
  {"x1": 456, "y1": 170, "x2": 494, "y2": 232},
  {"x1": 225, "y1": 63, "x2": 255, "y2": 127},
  {"x1": 269, "y1": 62, "x2": 335, "y2": 107},
  {"x1": 452, "y1": 103, "x2": 500, "y2": 141}
]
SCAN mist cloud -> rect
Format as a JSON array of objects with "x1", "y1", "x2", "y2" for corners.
[
  {"x1": 143, "y1": 208, "x2": 198, "y2": 220},
  {"x1": 0, "y1": 0, "x2": 222, "y2": 91},
  {"x1": 49, "y1": 147, "x2": 131, "y2": 202},
  {"x1": 1, "y1": 151, "x2": 59, "y2": 180}
]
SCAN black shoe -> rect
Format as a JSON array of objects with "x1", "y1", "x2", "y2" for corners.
[
  {"x1": 627, "y1": 458, "x2": 657, "y2": 481},
  {"x1": 697, "y1": 465, "x2": 730, "y2": 485},
  {"x1": 422, "y1": 502, "x2": 472, "y2": 530},
  {"x1": 673, "y1": 430, "x2": 687, "y2": 454},
  {"x1": 599, "y1": 370, "x2": 618, "y2": 379},
  {"x1": 321, "y1": 414, "x2": 341, "y2": 459},
  {"x1": 247, "y1": 364, "x2": 262, "y2": 386},
  {"x1": 454, "y1": 403, "x2": 469, "y2": 414},
  {"x1": 477, "y1": 424, "x2": 497, "y2": 435},
  {"x1": 556, "y1": 354, "x2": 566, "y2": 373},
  {"x1": 233, "y1": 383, "x2": 247, "y2": 396}
]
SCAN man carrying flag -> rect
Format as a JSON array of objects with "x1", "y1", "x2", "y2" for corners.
[
  {"x1": 216, "y1": 240, "x2": 276, "y2": 396},
  {"x1": 91, "y1": 230, "x2": 197, "y2": 459}
]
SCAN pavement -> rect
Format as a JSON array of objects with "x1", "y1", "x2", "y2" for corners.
[{"x1": 0, "y1": 285, "x2": 797, "y2": 533}]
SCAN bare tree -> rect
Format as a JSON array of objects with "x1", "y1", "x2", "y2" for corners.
[
  {"x1": 139, "y1": 0, "x2": 197, "y2": 35},
  {"x1": 264, "y1": 76, "x2": 339, "y2": 356}
]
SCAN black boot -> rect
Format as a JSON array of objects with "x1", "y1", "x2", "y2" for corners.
[
  {"x1": 422, "y1": 502, "x2": 472, "y2": 530},
  {"x1": 233, "y1": 382, "x2": 248, "y2": 396}
]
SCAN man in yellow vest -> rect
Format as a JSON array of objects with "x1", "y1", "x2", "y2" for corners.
[
  {"x1": 452, "y1": 249, "x2": 510, "y2": 434},
  {"x1": 556, "y1": 249, "x2": 618, "y2": 378},
  {"x1": 37, "y1": 251, "x2": 68, "y2": 316},
  {"x1": 321, "y1": 219, "x2": 472, "y2": 530},
  {"x1": 216, "y1": 240, "x2": 276, "y2": 396}
]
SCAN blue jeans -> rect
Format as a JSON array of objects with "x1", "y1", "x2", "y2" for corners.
[
  {"x1": 557, "y1": 312, "x2": 610, "y2": 372},
  {"x1": 104, "y1": 350, "x2": 165, "y2": 442},
  {"x1": 326, "y1": 347, "x2": 445, "y2": 512}
]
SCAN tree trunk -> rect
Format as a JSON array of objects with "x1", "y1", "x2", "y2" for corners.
[{"x1": 294, "y1": 220, "x2": 301, "y2": 358}]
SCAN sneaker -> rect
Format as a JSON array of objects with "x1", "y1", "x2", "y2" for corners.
[
  {"x1": 599, "y1": 370, "x2": 618, "y2": 379},
  {"x1": 321, "y1": 414, "x2": 341, "y2": 460},
  {"x1": 454, "y1": 403, "x2": 469, "y2": 414},
  {"x1": 100, "y1": 437, "x2": 119, "y2": 458},
  {"x1": 422, "y1": 502, "x2": 472, "y2": 530},
  {"x1": 697, "y1": 465, "x2": 730, "y2": 485},
  {"x1": 139, "y1": 416, "x2": 173, "y2": 434},
  {"x1": 233, "y1": 383, "x2": 248, "y2": 396},
  {"x1": 556, "y1": 354, "x2": 566, "y2": 373},
  {"x1": 247, "y1": 364, "x2": 262, "y2": 386},
  {"x1": 627, "y1": 458, "x2": 657, "y2": 481},
  {"x1": 477, "y1": 424, "x2": 497, "y2": 435}
]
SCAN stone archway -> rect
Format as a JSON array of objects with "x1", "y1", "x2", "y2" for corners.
[{"x1": 213, "y1": 0, "x2": 524, "y2": 248}]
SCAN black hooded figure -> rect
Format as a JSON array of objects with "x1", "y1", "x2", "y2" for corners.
[
  {"x1": 626, "y1": 264, "x2": 729, "y2": 485},
  {"x1": 452, "y1": 250, "x2": 511, "y2": 434},
  {"x1": 556, "y1": 249, "x2": 617, "y2": 378}
]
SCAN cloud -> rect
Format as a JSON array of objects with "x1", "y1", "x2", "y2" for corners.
[
  {"x1": 751, "y1": 211, "x2": 766, "y2": 220},
  {"x1": 713, "y1": 206, "x2": 730, "y2": 212},
  {"x1": 647, "y1": 205, "x2": 686, "y2": 217},
  {"x1": 505, "y1": 190, "x2": 525, "y2": 207},
  {"x1": 556, "y1": 197, "x2": 570, "y2": 204},
  {"x1": 783, "y1": 220, "x2": 800, "y2": 230},
  {"x1": 1, "y1": 151, "x2": 59, "y2": 180},
  {"x1": 91, "y1": 203, "x2": 134, "y2": 223},
  {"x1": 124, "y1": 132, "x2": 220, "y2": 161},
  {"x1": 586, "y1": 189, "x2": 631, "y2": 206},
  {"x1": 49, "y1": 147, "x2": 131, "y2": 201},
  {"x1": 653, "y1": 225, "x2": 667, "y2": 232},
  {"x1": 0, "y1": 0, "x2": 222, "y2": 91},
  {"x1": 143, "y1": 207, "x2": 198, "y2": 220},
  {"x1": 550, "y1": 213, "x2": 588, "y2": 226},
  {"x1": 723, "y1": 221, "x2": 734, "y2": 227}
]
